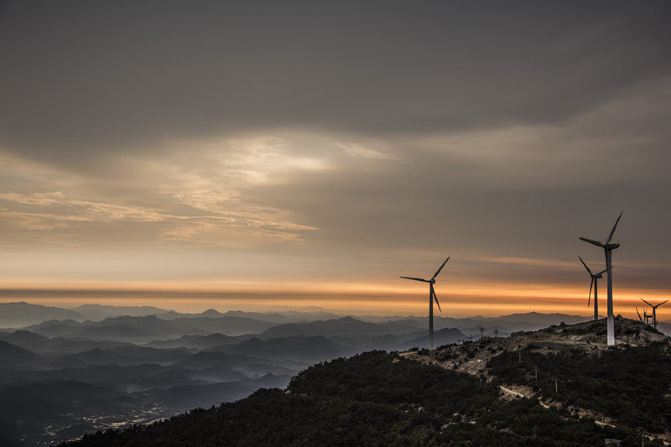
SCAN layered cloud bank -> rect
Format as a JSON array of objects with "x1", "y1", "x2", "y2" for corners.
[{"x1": 1, "y1": 1, "x2": 670, "y2": 314}]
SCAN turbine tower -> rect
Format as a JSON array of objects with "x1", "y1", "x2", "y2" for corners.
[
  {"x1": 579, "y1": 211, "x2": 623, "y2": 346},
  {"x1": 641, "y1": 299, "x2": 668, "y2": 329},
  {"x1": 578, "y1": 257, "x2": 606, "y2": 321},
  {"x1": 401, "y1": 257, "x2": 450, "y2": 348}
]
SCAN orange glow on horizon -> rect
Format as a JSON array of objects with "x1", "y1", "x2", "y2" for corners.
[{"x1": 1, "y1": 278, "x2": 669, "y2": 318}]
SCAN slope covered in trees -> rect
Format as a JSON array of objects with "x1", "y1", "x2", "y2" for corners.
[
  {"x1": 66, "y1": 351, "x2": 640, "y2": 447},
  {"x1": 487, "y1": 341, "x2": 671, "y2": 433}
]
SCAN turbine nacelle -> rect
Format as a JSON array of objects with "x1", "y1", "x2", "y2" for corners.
[
  {"x1": 578, "y1": 239, "x2": 621, "y2": 251},
  {"x1": 594, "y1": 268, "x2": 607, "y2": 279},
  {"x1": 578, "y1": 257, "x2": 606, "y2": 280},
  {"x1": 641, "y1": 298, "x2": 669, "y2": 310},
  {"x1": 578, "y1": 211, "x2": 623, "y2": 252}
]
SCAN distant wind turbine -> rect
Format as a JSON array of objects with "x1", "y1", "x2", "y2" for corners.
[
  {"x1": 641, "y1": 299, "x2": 668, "y2": 329},
  {"x1": 578, "y1": 257, "x2": 606, "y2": 321},
  {"x1": 401, "y1": 257, "x2": 450, "y2": 348},
  {"x1": 635, "y1": 307, "x2": 652, "y2": 326},
  {"x1": 579, "y1": 211, "x2": 623, "y2": 346}
]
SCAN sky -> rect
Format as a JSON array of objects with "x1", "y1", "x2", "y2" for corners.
[{"x1": 1, "y1": 1, "x2": 670, "y2": 317}]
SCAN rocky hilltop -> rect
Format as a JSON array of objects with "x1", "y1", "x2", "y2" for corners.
[
  {"x1": 405, "y1": 316, "x2": 667, "y2": 377},
  {"x1": 65, "y1": 318, "x2": 670, "y2": 447}
]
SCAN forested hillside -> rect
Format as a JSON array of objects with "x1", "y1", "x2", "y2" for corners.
[{"x1": 66, "y1": 332, "x2": 671, "y2": 447}]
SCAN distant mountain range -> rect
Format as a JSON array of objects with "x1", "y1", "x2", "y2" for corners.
[
  {"x1": 0, "y1": 330, "x2": 133, "y2": 353},
  {"x1": 145, "y1": 333, "x2": 254, "y2": 350},
  {"x1": 0, "y1": 302, "x2": 84, "y2": 328},
  {"x1": 262, "y1": 316, "x2": 422, "y2": 338},
  {"x1": 23, "y1": 314, "x2": 276, "y2": 342},
  {"x1": 208, "y1": 335, "x2": 343, "y2": 362},
  {"x1": 0, "y1": 340, "x2": 41, "y2": 367},
  {"x1": 0, "y1": 302, "x2": 640, "y2": 338},
  {"x1": 73, "y1": 304, "x2": 171, "y2": 320}
]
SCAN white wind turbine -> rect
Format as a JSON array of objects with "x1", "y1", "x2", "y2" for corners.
[
  {"x1": 578, "y1": 257, "x2": 606, "y2": 321},
  {"x1": 579, "y1": 212, "x2": 623, "y2": 346},
  {"x1": 401, "y1": 257, "x2": 450, "y2": 348}
]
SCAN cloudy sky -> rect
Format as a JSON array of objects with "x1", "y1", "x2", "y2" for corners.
[{"x1": 1, "y1": 1, "x2": 670, "y2": 316}]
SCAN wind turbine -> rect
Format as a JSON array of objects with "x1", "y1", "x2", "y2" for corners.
[
  {"x1": 401, "y1": 257, "x2": 450, "y2": 348},
  {"x1": 578, "y1": 257, "x2": 607, "y2": 321},
  {"x1": 641, "y1": 299, "x2": 668, "y2": 329},
  {"x1": 635, "y1": 307, "x2": 652, "y2": 326},
  {"x1": 579, "y1": 211, "x2": 623, "y2": 346}
]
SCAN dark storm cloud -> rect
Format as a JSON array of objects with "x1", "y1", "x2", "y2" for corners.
[{"x1": 1, "y1": 0, "x2": 670, "y2": 164}]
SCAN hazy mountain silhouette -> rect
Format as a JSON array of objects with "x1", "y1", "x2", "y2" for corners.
[
  {"x1": 400, "y1": 327, "x2": 465, "y2": 349},
  {"x1": 175, "y1": 351, "x2": 299, "y2": 377},
  {"x1": 0, "y1": 330, "x2": 53, "y2": 351},
  {"x1": 209, "y1": 335, "x2": 343, "y2": 362},
  {"x1": 145, "y1": 333, "x2": 254, "y2": 350},
  {"x1": 168, "y1": 315, "x2": 275, "y2": 335},
  {"x1": 48, "y1": 346, "x2": 192, "y2": 368},
  {"x1": 175, "y1": 351, "x2": 269, "y2": 369},
  {"x1": 23, "y1": 319, "x2": 85, "y2": 337},
  {"x1": 74, "y1": 304, "x2": 170, "y2": 320},
  {"x1": 24, "y1": 314, "x2": 275, "y2": 342},
  {"x1": 0, "y1": 302, "x2": 83, "y2": 328},
  {"x1": 39, "y1": 338, "x2": 135, "y2": 354},
  {"x1": 24, "y1": 316, "x2": 186, "y2": 342},
  {"x1": 0, "y1": 330, "x2": 135, "y2": 354},
  {"x1": 0, "y1": 340, "x2": 42, "y2": 367},
  {"x1": 262, "y1": 316, "x2": 419, "y2": 338}
]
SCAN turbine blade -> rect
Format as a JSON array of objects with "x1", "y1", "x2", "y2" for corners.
[
  {"x1": 432, "y1": 257, "x2": 451, "y2": 280},
  {"x1": 400, "y1": 276, "x2": 429, "y2": 283},
  {"x1": 597, "y1": 268, "x2": 607, "y2": 275},
  {"x1": 578, "y1": 256, "x2": 593, "y2": 275},
  {"x1": 432, "y1": 289, "x2": 442, "y2": 312},
  {"x1": 641, "y1": 298, "x2": 654, "y2": 308},
  {"x1": 605, "y1": 211, "x2": 623, "y2": 244},
  {"x1": 636, "y1": 307, "x2": 643, "y2": 322},
  {"x1": 579, "y1": 237, "x2": 604, "y2": 248},
  {"x1": 588, "y1": 278, "x2": 593, "y2": 307}
]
